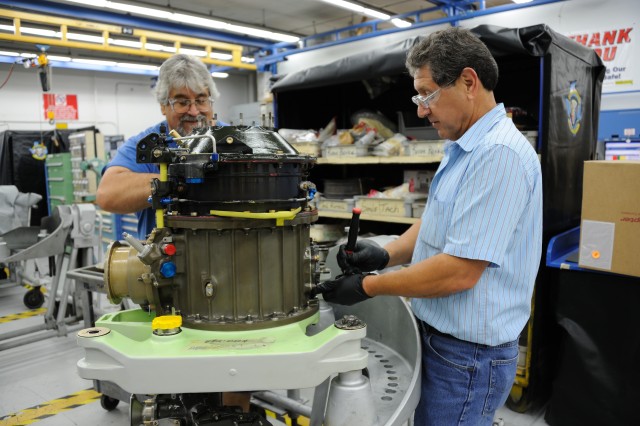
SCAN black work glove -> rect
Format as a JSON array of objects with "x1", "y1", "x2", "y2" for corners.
[
  {"x1": 313, "y1": 273, "x2": 371, "y2": 306},
  {"x1": 337, "y1": 240, "x2": 390, "y2": 274}
]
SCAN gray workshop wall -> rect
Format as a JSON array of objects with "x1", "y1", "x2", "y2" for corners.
[{"x1": 0, "y1": 65, "x2": 253, "y2": 142}]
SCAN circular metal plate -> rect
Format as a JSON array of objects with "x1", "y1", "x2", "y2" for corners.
[{"x1": 77, "y1": 327, "x2": 111, "y2": 338}]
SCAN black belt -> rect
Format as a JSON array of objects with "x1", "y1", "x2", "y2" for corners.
[{"x1": 417, "y1": 319, "x2": 457, "y2": 340}]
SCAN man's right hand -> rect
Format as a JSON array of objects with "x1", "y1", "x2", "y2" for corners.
[{"x1": 337, "y1": 240, "x2": 390, "y2": 274}]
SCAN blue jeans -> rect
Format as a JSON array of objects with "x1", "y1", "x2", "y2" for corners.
[{"x1": 414, "y1": 320, "x2": 519, "y2": 426}]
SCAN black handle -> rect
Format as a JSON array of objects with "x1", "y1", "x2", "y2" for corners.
[{"x1": 345, "y1": 207, "x2": 362, "y2": 253}]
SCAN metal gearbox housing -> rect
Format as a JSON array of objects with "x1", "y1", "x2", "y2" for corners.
[{"x1": 104, "y1": 125, "x2": 320, "y2": 330}]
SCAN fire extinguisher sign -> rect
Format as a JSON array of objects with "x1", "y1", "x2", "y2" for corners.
[{"x1": 43, "y1": 94, "x2": 78, "y2": 121}]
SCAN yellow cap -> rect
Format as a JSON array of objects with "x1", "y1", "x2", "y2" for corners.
[{"x1": 152, "y1": 315, "x2": 182, "y2": 330}]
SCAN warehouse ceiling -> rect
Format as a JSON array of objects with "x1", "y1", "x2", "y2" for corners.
[
  {"x1": 82, "y1": 0, "x2": 514, "y2": 38},
  {"x1": 0, "y1": 0, "x2": 531, "y2": 73}
]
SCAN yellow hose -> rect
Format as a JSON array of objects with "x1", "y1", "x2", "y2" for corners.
[{"x1": 209, "y1": 207, "x2": 301, "y2": 226}]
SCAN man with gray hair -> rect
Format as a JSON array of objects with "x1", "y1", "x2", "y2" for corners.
[
  {"x1": 97, "y1": 53, "x2": 222, "y2": 237},
  {"x1": 316, "y1": 27, "x2": 542, "y2": 425},
  {"x1": 97, "y1": 55, "x2": 253, "y2": 410}
]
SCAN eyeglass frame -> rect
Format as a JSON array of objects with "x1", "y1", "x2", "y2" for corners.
[
  {"x1": 411, "y1": 78, "x2": 457, "y2": 109},
  {"x1": 167, "y1": 96, "x2": 214, "y2": 113}
]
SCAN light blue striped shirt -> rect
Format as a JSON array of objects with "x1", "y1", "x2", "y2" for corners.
[{"x1": 411, "y1": 103, "x2": 542, "y2": 346}]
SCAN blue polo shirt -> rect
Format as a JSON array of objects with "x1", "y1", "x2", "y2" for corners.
[{"x1": 411, "y1": 104, "x2": 542, "y2": 346}]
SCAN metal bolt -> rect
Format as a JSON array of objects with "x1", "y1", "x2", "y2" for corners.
[
  {"x1": 152, "y1": 149, "x2": 162, "y2": 158},
  {"x1": 205, "y1": 282, "x2": 214, "y2": 297},
  {"x1": 226, "y1": 136, "x2": 233, "y2": 144},
  {"x1": 335, "y1": 314, "x2": 366, "y2": 330}
]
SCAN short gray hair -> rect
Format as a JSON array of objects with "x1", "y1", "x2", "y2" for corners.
[
  {"x1": 155, "y1": 54, "x2": 220, "y2": 105},
  {"x1": 406, "y1": 27, "x2": 498, "y2": 91}
]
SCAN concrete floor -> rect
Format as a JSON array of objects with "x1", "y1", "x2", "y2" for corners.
[{"x1": 0, "y1": 283, "x2": 550, "y2": 426}]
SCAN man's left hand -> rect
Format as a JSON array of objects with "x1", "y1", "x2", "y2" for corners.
[{"x1": 313, "y1": 274, "x2": 371, "y2": 306}]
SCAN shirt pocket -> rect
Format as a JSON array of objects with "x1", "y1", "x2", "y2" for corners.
[{"x1": 421, "y1": 198, "x2": 455, "y2": 250}]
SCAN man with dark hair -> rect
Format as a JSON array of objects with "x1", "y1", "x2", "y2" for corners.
[
  {"x1": 316, "y1": 27, "x2": 542, "y2": 425},
  {"x1": 97, "y1": 53, "x2": 221, "y2": 237}
]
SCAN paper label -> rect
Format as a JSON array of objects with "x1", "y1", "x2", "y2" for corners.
[{"x1": 579, "y1": 220, "x2": 615, "y2": 270}]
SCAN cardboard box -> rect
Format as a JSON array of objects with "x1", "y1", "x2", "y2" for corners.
[
  {"x1": 290, "y1": 141, "x2": 321, "y2": 156},
  {"x1": 412, "y1": 202, "x2": 426, "y2": 218},
  {"x1": 355, "y1": 197, "x2": 411, "y2": 217},
  {"x1": 578, "y1": 161, "x2": 640, "y2": 277},
  {"x1": 318, "y1": 197, "x2": 355, "y2": 213},
  {"x1": 354, "y1": 196, "x2": 426, "y2": 217},
  {"x1": 322, "y1": 145, "x2": 368, "y2": 158},
  {"x1": 403, "y1": 140, "x2": 445, "y2": 157}
]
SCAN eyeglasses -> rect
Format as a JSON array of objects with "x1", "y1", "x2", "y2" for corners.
[
  {"x1": 167, "y1": 97, "x2": 213, "y2": 113},
  {"x1": 411, "y1": 78, "x2": 457, "y2": 109}
]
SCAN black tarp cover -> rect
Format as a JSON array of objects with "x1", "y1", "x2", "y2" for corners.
[
  {"x1": 272, "y1": 36, "x2": 422, "y2": 93},
  {"x1": 474, "y1": 25, "x2": 606, "y2": 236}
]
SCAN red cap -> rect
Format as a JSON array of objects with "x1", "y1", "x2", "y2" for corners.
[{"x1": 161, "y1": 243, "x2": 177, "y2": 256}]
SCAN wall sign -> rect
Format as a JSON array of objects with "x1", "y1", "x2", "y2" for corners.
[
  {"x1": 567, "y1": 26, "x2": 636, "y2": 93},
  {"x1": 43, "y1": 94, "x2": 79, "y2": 121}
]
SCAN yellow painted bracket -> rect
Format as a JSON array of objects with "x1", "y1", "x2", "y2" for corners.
[
  {"x1": 155, "y1": 163, "x2": 168, "y2": 229},
  {"x1": 209, "y1": 207, "x2": 301, "y2": 226},
  {"x1": 0, "y1": 8, "x2": 256, "y2": 71}
]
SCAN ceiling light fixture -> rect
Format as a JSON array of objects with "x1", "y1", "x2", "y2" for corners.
[
  {"x1": 391, "y1": 18, "x2": 412, "y2": 28},
  {"x1": 116, "y1": 62, "x2": 159, "y2": 70},
  {"x1": 47, "y1": 55, "x2": 72, "y2": 61},
  {"x1": 0, "y1": 49, "x2": 166, "y2": 74},
  {"x1": 211, "y1": 72, "x2": 229, "y2": 79},
  {"x1": 319, "y1": 0, "x2": 412, "y2": 28},
  {"x1": 511, "y1": 0, "x2": 534, "y2": 4},
  {"x1": 72, "y1": 58, "x2": 118, "y2": 66},
  {"x1": 60, "y1": 0, "x2": 300, "y2": 43}
]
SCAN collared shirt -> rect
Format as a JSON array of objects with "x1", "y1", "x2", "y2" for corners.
[{"x1": 411, "y1": 103, "x2": 542, "y2": 346}]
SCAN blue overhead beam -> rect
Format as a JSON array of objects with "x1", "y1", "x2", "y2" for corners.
[
  {"x1": 255, "y1": 0, "x2": 566, "y2": 70},
  {"x1": 0, "y1": 55, "x2": 159, "y2": 76},
  {"x1": 1, "y1": 0, "x2": 275, "y2": 49}
]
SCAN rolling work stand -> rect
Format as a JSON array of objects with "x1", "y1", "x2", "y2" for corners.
[{"x1": 0, "y1": 203, "x2": 97, "y2": 351}]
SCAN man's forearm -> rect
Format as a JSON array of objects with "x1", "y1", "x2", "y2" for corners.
[
  {"x1": 97, "y1": 167, "x2": 158, "y2": 214},
  {"x1": 362, "y1": 253, "x2": 488, "y2": 298}
]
